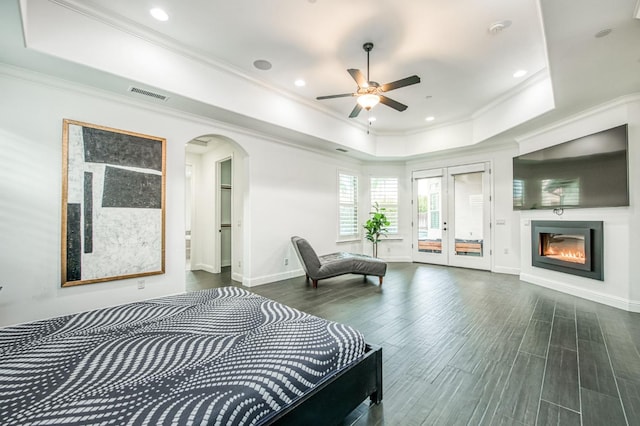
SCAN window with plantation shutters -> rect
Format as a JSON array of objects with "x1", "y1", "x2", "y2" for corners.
[
  {"x1": 338, "y1": 172, "x2": 358, "y2": 238},
  {"x1": 370, "y1": 177, "x2": 398, "y2": 234}
]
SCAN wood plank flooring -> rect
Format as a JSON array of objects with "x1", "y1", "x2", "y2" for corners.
[{"x1": 186, "y1": 263, "x2": 640, "y2": 425}]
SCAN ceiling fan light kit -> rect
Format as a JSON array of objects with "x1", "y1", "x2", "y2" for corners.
[
  {"x1": 357, "y1": 93, "x2": 380, "y2": 110},
  {"x1": 316, "y1": 42, "x2": 421, "y2": 118}
]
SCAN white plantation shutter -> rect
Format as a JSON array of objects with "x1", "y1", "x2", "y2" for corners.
[
  {"x1": 338, "y1": 173, "x2": 358, "y2": 237},
  {"x1": 370, "y1": 177, "x2": 398, "y2": 234}
]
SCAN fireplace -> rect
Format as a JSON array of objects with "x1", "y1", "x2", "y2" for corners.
[{"x1": 531, "y1": 221, "x2": 603, "y2": 280}]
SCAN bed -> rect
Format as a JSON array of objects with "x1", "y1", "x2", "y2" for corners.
[{"x1": 0, "y1": 287, "x2": 382, "y2": 425}]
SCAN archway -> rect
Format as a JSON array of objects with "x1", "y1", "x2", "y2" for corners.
[{"x1": 185, "y1": 134, "x2": 247, "y2": 284}]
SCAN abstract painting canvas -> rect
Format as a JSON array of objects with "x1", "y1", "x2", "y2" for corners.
[{"x1": 61, "y1": 119, "x2": 166, "y2": 287}]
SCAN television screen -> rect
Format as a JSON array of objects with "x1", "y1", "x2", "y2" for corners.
[{"x1": 513, "y1": 124, "x2": 628, "y2": 210}]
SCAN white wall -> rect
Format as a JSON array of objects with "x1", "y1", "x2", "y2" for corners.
[
  {"x1": 0, "y1": 69, "x2": 216, "y2": 326},
  {"x1": 237, "y1": 138, "x2": 364, "y2": 286},
  {"x1": 516, "y1": 96, "x2": 640, "y2": 312},
  {"x1": 628, "y1": 100, "x2": 640, "y2": 303}
]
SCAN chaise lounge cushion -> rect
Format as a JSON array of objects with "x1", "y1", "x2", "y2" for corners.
[{"x1": 291, "y1": 236, "x2": 387, "y2": 288}]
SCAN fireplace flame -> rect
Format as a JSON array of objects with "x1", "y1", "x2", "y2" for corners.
[{"x1": 544, "y1": 247, "x2": 586, "y2": 264}]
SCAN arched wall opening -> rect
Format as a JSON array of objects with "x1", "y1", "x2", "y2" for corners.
[{"x1": 185, "y1": 134, "x2": 248, "y2": 284}]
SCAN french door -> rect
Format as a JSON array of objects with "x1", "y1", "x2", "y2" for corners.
[{"x1": 412, "y1": 163, "x2": 491, "y2": 270}]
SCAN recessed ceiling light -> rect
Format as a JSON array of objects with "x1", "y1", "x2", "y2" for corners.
[
  {"x1": 150, "y1": 8, "x2": 169, "y2": 21},
  {"x1": 368, "y1": 117, "x2": 377, "y2": 122},
  {"x1": 513, "y1": 69, "x2": 527, "y2": 78},
  {"x1": 253, "y1": 59, "x2": 272, "y2": 71},
  {"x1": 294, "y1": 79, "x2": 306, "y2": 87},
  {"x1": 425, "y1": 116, "x2": 435, "y2": 122},
  {"x1": 595, "y1": 28, "x2": 612, "y2": 38}
]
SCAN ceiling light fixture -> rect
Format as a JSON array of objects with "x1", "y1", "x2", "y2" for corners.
[
  {"x1": 368, "y1": 116, "x2": 377, "y2": 122},
  {"x1": 294, "y1": 79, "x2": 306, "y2": 87},
  {"x1": 150, "y1": 8, "x2": 169, "y2": 21},
  {"x1": 357, "y1": 93, "x2": 380, "y2": 110},
  {"x1": 316, "y1": 42, "x2": 419, "y2": 117},
  {"x1": 425, "y1": 116, "x2": 435, "y2": 122},
  {"x1": 513, "y1": 69, "x2": 527, "y2": 78}
]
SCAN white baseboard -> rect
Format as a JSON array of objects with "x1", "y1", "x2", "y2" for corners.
[
  {"x1": 380, "y1": 256, "x2": 412, "y2": 262},
  {"x1": 231, "y1": 272, "x2": 243, "y2": 283},
  {"x1": 493, "y1": 266, "x2": 520, "y2": 275},
  {"x1": 520, "y1": 273, "x2": 640, "y2": 312},
  {"x1": 627, "y1": 299, "x2": 640, "y2": 313},
  {"x1": 193, "y1": 263, "x2": 216, "y2": 274},
  {"x1": 243, "y1": 269, "x2": 305, "y2": 287}
]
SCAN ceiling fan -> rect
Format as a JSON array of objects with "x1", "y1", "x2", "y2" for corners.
[{"x1": 316, "y1": 42, "x2": 421, "y2": 118}]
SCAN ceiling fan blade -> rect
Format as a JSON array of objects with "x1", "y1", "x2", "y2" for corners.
[
  {"x1": 349, "y1": 103, "x2": 363, "y2": 118},
  {"x1": 381, "y1": 75, "x2": 421, "y2": 92},
  {"x1": 316, "y1": 93, "x2": 355, "y2": 100},
  {"x1": 347, "y1": 69, "x2": 367, "y2": 87},
  {"x1": 379, "y1": 95, "x2": 408, "y2": 112}
]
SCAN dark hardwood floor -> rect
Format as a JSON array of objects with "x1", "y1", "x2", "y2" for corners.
[{"x1": 186, "y1": 263, "x2": 640, "y2": 426}]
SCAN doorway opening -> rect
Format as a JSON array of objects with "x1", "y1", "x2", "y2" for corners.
[
  {"x1": 185, "y1": 163, "x2": 193, "y2": 270},
  {"x1": 412, "y1": 162, "x2": 492, "y2": 270},
  {"x1": 218, "y1": 158, "x2": 232, "y2": 269},
  {"x1": 185, "y1": 135, "x2": 246, "y2": 282}
]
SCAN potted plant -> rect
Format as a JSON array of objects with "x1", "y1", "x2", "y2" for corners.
[{"x1": 363, "y1": 202, "x2": 390, "y2": 258}]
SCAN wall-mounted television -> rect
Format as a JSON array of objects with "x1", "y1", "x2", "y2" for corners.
[{"x1": 513, "y1": 124, "x2": 629, "y2": 210}]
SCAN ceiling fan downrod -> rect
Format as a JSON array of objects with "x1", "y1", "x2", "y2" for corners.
[{"x1": 363, "y1": 42, "x2": 374, "y2": 84}]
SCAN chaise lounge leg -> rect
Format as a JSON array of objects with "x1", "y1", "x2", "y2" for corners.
[
  {"x1": 379, "y1": 276, "x2": 383, "y2": 287},
  {"x1": 305, "y1": 274, "x2": 309, "y2": 283},
  {"x1": 312, "y1": 279, "x2": 318, "y2": 289},
  {"x1": 363, "y1": 275, "x2": 367, "y2": 283}
]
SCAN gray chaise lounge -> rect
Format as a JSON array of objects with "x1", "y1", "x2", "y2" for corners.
[{"x1": 291, "y1": 236, "x2": 387, "y2": 288}]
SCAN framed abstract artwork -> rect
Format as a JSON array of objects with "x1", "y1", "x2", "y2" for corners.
[{"x1": 61, "y1": 119, "x2": 166, "y2": 287}]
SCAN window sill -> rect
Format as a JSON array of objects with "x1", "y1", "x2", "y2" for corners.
[
  {"x1": 336, "y1": 236, "x2": 404, "y2": 243},
  {"x1": 336, "y1": 238, "x2": 361, "y2": 243}
]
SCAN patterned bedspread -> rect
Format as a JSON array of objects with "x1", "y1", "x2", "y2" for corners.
[{"x1": 0, "y1": 287, "x2": 366, "y2": 425}]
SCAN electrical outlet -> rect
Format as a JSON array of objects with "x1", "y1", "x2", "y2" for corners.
[
  {"x1": 284, "y1": 258, "x2": 289, "y2": 266},
  {"x1": 387, "y1": 247, "x2": 391, "y2": 253},
  {"x1": 238, "y1": 260, "x2": 242, "y2": 268},
  {"x1": 504, "y1": 248, "x2": 509, "y2": 254},
  {"x1": 137, "y1": 279, "x2": 145, "y2": 290}
]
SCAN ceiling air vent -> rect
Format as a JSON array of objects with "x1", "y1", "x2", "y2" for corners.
[{"x1": 128, "y1": 86, "x2": 169, "y2": 102}]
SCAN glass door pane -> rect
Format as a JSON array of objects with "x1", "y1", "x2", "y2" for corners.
[
  {"x1": 448, "y1": 165, "x2": 491, "y2": 270},
  {"x1": 413, "y1": 171, "x2": 448, "y2": 265},
  {"x1": 453, "y1": 172, "x2": 483, "y2": 257}
]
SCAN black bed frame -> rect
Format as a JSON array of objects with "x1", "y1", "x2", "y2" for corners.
[{"x1": 267, "y1": 343, "x2": 383, "y2": 425}]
